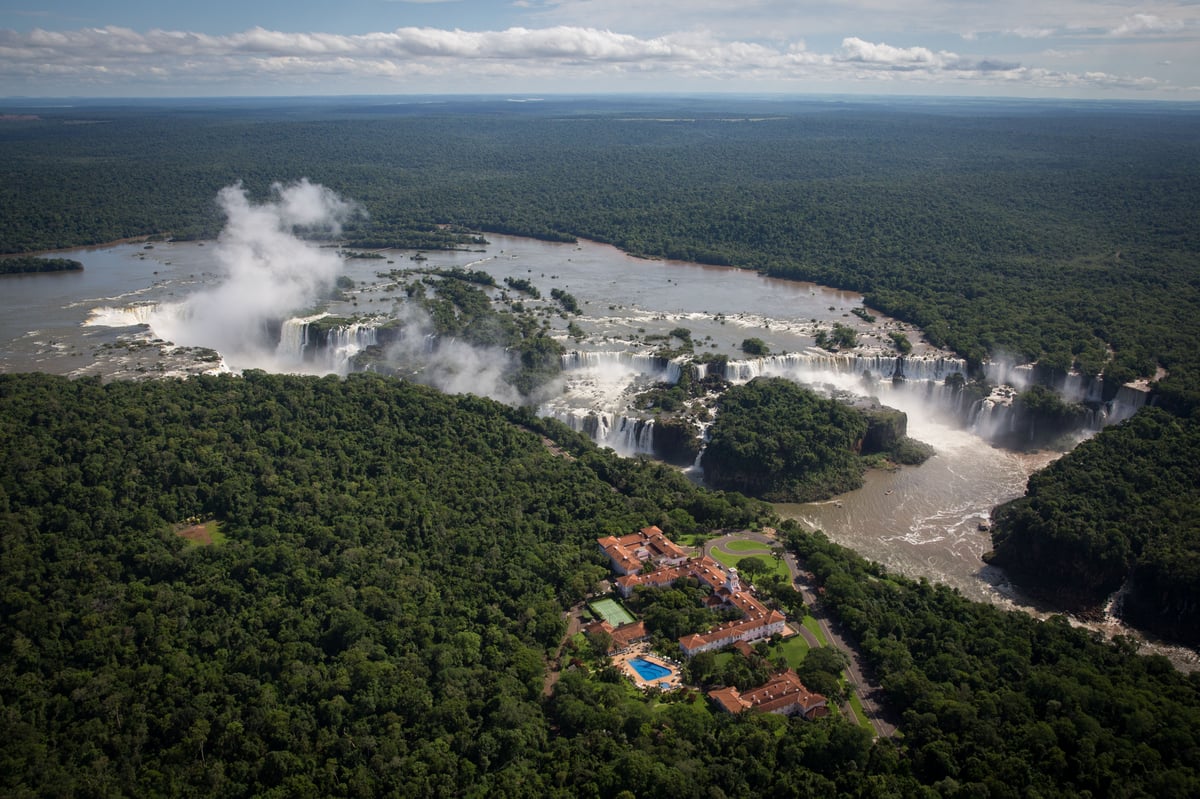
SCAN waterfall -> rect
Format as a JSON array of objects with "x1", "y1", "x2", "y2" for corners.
[
  {"x1": 980, "y1": 361, "x2": 1034, "y2": 391},
  {"x1": 275, "y1": 314, "x2": 378, "y2": 375},
  {"x1": 324, "y1": 323, "x2": 378, "y2": 374},
  {"x1": 543, "y1": 407, "x2": 656, "y2": 456},
  {"x1": 1057, "y1": 371, "x2": 1104, "y2": 403},
  {"x1": 1104, "y1": 384, "x2": 1151, "y2": 424},
  {"x1": 83, "y1": 302, "x2": 161, "y2": 328},
  {"x1": 719, "y1": 352, "x2": 967, "y2": 383},
  {"x1": 710, "y1": 351, "x2": 1151, "y2": 444},
  {"x1": 569, "y1": 347, "x2": 1148, "y2": 454},
  {"x1": 275, "y1": 315, "x2": 318, "y2": 362},
  {"x1": 560, "y1": 350, "x2": 684, "y2": 383}
]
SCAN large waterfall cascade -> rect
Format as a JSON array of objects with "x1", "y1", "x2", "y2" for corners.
[
  {"x1": 540, "y1": 350, "x2": 699, "y2": 457},
  {"x1": 554, "y1": 347, "x2": 1149, "y2": 454},
  {"x1": 275, "y1": 313, "x2": 379, "y2": 374}
]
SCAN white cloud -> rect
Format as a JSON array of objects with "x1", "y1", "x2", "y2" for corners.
[
  {"x1": 992, "y1": 9, "x2": 1192, "y2": 41},
  {"x1": 1043, "y1": 49, "x2": 1084, "y2": 59},
  {"x1": 839, "y1": 37, "x2": 941, "y2": 66},
  {"x1": 836, "y1": 38, "x2": 1021, "y2": 74},
  {"x1": 1008, "y1": 27, "x2": 1057, "y2": 39},
  {"x1": 0, "y1": 23, "x2": 1181, "y2": 96},
  {"x1": 1109, "y1": 13, "x2": 1185, "y2": 37}
]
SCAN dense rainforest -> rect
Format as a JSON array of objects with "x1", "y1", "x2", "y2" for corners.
[
  {"x1": 2, "y1": 94, "x2": 1199, "y2": 637},
  {"x1": 2, "y1": 372, "x2": 1199, "y2": 797},
  {"x1": 786, "y1": 524, "x2": 1200, "y2": 798},
  {"x1": 700, "y1": 378, "x2": 926, "y2": 502},
  {"x1": 0, "y1": 255, "x2": 83, "y2": 274},
  {"x1": 987, "y1": 408, "x2": 1200, "y2": 644}
]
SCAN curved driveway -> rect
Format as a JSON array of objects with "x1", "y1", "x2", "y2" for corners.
[{"x1": 705, "y1": 530, "x2": 897, "y2": 739}]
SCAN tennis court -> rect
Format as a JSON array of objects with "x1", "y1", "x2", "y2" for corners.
[{"x1": 589, "y1": 598, "x2": 635, "y2": 627}]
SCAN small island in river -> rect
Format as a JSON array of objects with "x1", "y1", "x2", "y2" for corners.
[{"x1": 0, "y1": 256, "x2": 84, "y2": 275}]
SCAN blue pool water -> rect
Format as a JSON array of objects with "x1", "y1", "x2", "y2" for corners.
[{"x1": 629, "y1": 657, "x2": 672, "y2": 681}]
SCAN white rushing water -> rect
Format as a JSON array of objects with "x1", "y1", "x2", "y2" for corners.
[
  {"x1": 274, "y1": 314, "x2": 379, "y2": 376},
  {"x1": 4, "y1": 233, "x2": 1189, "y2": 666}
]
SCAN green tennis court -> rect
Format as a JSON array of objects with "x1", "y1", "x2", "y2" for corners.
[{"x1": 589, "y1": 598, "x2": 635, "y2": 627}]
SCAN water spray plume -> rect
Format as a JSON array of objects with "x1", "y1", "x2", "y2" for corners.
[{"x1": 152, "y1": 180, "x2": 360, "y2": 369}]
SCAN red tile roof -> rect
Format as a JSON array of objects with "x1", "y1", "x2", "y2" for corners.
[
  {"x1": 598, "y1": 526, "x2": 688, "y2": 576},
  {"x1": 679, "y1": 609, "x2": 787, "y2": 656},
  {"x1": 708, "y1": 686, "x2": 746, "y2": 714},
  {"x1": 610, "y1": 620, "x2": 647, "y2": 649},
  {"x1": 598, "y1": 528, "x2": 788, "y2": 659},
  {"x1": 583, "y1": 619, "x2": 648, "y2": 652},
  {"x1": 707, "y1": 670, "x2": 828, "y2": 718}
]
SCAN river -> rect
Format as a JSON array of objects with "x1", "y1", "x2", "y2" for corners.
[{"x1": 2, "y1": 234, "x2": 1194, "y2": 667}]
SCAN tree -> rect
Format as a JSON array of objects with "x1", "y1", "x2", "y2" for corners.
[
  {"x1": 741, "y1": 338, "x2": 769, "y2": 357},
  {"x1": 737, "y1": 556, "x2": 770, "y2": 578}
]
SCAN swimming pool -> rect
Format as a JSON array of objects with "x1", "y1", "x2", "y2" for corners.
[{"x1": 629, "y1": 657, "x2": 672, "y2": 682}]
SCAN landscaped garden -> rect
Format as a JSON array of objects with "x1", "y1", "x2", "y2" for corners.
[{"x1": 707, "y1": 537, "x2": 791, "y2": 583}]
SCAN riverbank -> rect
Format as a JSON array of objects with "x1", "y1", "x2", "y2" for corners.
[
  {"x1": 2, "y1": 233, "x2": 161, "y2": 258},
  {"x1": 5, "y1": 232, "x2": 1193, "y2": 670}
]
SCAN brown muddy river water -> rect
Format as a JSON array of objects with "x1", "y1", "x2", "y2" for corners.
[{"x1": 3, "y1": 234, "x2": 1193, "y2": 666}]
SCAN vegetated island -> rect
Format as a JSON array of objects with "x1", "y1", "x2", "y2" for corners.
[
  {"x1": 0, "y1": 255, "x2": 82, "y2": 275},
  {"x1": 2, "y1": 371, "x2": 1198, "y2": 797},
  {"x1": 700, "y1": 377, "x2": 933, "y2": 502},
  {"x1": 986, "y1": 407, "x2": 1200, "y2": 645},
  {"x1": 0, "y1": 94, "x2": 1196, "y2": 697}
]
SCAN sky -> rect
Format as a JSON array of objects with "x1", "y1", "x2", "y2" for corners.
[{"x1": 0, "y1": 1, "x2": 1197, "y2": 99}]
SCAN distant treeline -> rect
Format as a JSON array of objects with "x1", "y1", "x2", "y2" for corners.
[
  {"x1": 3, "y1": 100, "x2": 1198, "y2": 408},
  {"x1": 0, "y1": 255, "x2": 82, "y2": 274},
  {"x1": 4, "y1": 99, "x2": 1199, "y2": 637}
]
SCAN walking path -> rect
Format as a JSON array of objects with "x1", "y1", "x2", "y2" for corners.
[
  {"x1": 542, "y1": 603, "x2": 584, "y2": 697},
  {"x1": 705, "y1": 529, "x2": 898, "y2": 739}
]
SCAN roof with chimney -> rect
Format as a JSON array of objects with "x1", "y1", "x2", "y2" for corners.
[
  {"x1": 597, "y1": 525, "x2": 689, "y2": 576},
  {"x1": 598, "y1": 528, "x2": 789, "y2": 657},
  {"x1": 582, "y1": 618, "x2": 649, "y2": 652},
  {"x1": 706, "y1": 670, "x2": 829, "y2": 718}
]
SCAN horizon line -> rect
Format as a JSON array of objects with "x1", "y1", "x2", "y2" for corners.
[{"x1": 4, "y1": 91, "x2": 1200, "y2": 106}]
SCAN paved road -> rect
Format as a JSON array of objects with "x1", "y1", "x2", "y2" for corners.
[{"x1": 706, "y1": 530, "x2": 897, "y2": 739}]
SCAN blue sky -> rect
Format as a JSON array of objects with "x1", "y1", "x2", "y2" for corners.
[{"x1": 1, "y1": 1, "x2": 1197, "y2": 98}]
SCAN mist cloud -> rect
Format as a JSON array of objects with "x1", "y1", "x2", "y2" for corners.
[
  {"x1": 130, "y1": 179, "x2": 551, "y2": 400},
  {"x1": 379, "y1": 304, "x2": 533, "y2": 405},
  {"x1": 151, "y1": 180, "x2": 359, "y2": 368}
]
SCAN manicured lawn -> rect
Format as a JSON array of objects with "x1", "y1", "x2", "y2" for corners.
[
  {"x1": 802, "y1": 615, "x2": 830, "y2": 647},
  {"x1": 709, "y1": 544, "x2": 790, "y2": 582},
  {"x1": 673, "y1": 532, "x2": 714, "y2": 548},
  {"x1": 724, "y1": 539, "x2": 773, "y2": 554},
  {"x1": 768, "y1": 632, "x2": 810, "y2": 668}
]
